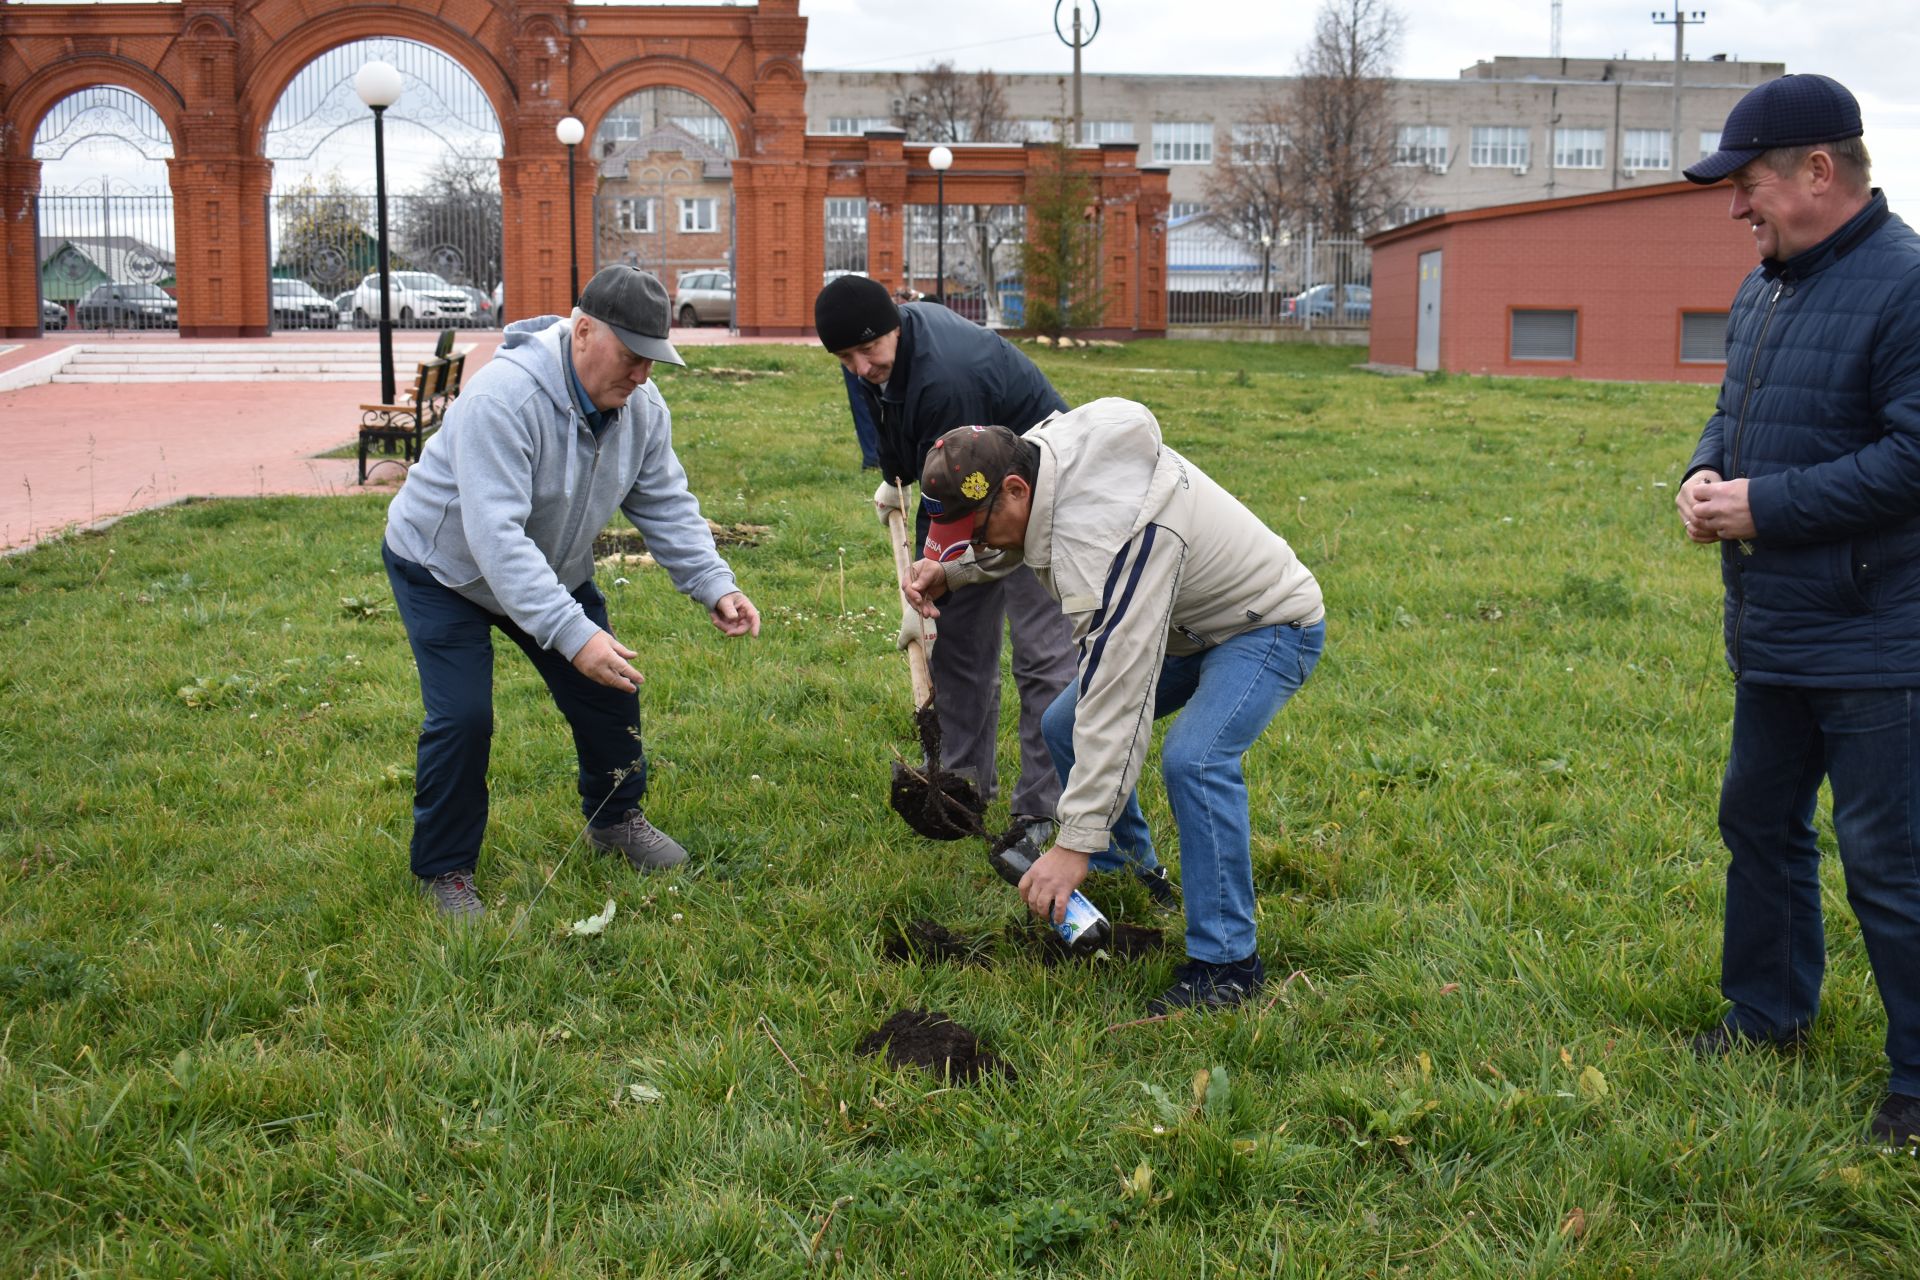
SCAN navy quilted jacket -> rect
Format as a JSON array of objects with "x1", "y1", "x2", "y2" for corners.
[{"x1": 1687, "y1": 192, "x2": 1920, "y2": 686}]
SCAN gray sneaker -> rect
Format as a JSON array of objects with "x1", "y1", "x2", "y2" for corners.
[
  {"x1": 588, "y1": 809, "x2": 689, "y2": 871},
  {"x1": 418, "y1": 869, "x2": 486, "y2": 920}
]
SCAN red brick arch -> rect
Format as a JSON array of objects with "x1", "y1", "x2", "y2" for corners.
[{"x1": 0, "y1": 0, "x2": 1164, "y2": 338}]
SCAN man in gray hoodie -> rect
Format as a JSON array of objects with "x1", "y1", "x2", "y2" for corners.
[
  {"x1": 906, "y1": 401, "x2": 1325, "y2": 1013},
  {"x1": 383, "y1": 266, "x2": 760, "y2": 918}
]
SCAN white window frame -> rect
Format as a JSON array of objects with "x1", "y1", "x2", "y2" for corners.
[
  {"x1": 827, "y1": 116, "x2": 892, "y2": 135},
  {"x1": 1699, "y1": 130, "x2": 1722, "y2": 160},
  {"x1": 617, "y1": 197, "x2": 655, "y2": 234},
  {"x1": 1167, "y1": 201, "x2": 1207, "y2": 221},
  {"x1": 1152, "y1": 121, "x2": 1214, "y2": 164},
  {"x1": 1392, "y1": 205, "x2": 1445, "y2": 226},
  {"x1": 679, "y1": 197, "x2": 717, "y2": 233},
  {"x1": 1230, "y1": 124, "x2": 1287, "y2": 165},
  {"x1": 1079, "y1": 120, "x2": 1135, "y2": 144},
  {"x1": 1394, "y1": 124, "x2": 1450, "y2": 169},
  {"x1": 1015, "y1": 118, "x2": 1058, "y2": 142},
  {"x1": 1621, "y1": 129, "x2": 1672, "y2": 172},
  {"x1": 1554, "y1": 128, "x2": 1607, "y2": 170},
  {"x1": 1470, "y1": 126, "x2": 1531, "y2": 169}
]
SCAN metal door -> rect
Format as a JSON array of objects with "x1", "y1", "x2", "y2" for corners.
[{"x1": 1416, "y1": 249, "x2": 1442, "y2": 372}]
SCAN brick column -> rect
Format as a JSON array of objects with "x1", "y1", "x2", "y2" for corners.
[
  {"x1": 861, "y1": 133, "x2": 908, "y2": 298},
  {"x1": 170, "y1": 155, "x2": 272, "y2": 337},
  {"x1": 1135, "y1": 168, "x2": 1170, "y2": 337},
  {"x1": 0, "y1": 155, "x2": 45, "y2": 337}
]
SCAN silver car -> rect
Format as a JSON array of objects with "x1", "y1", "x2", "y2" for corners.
[{"x1": 673, "y1": 271, "x2": 733, "y2": 327}]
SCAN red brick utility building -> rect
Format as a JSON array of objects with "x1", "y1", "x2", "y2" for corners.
[{"x1": 1365, "y1": 182, "x2": 1755, "y2": 382}]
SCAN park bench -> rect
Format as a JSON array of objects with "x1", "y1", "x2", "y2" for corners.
[{"x1": 358, "y1": 355, "x2": 450, "y2": 484}]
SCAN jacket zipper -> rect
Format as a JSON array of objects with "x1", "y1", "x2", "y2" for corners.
[{"x1": 1725, "y1": 277, "x2": 1786, "y2": 676}]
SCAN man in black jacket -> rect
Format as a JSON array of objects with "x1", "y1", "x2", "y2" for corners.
[
  {"x1": 1678, "y1": 73, "x2": 1920, "y2": 1147},
  {"x1": 815, "y1": 276, "x2": 1165, "y2": 887}
]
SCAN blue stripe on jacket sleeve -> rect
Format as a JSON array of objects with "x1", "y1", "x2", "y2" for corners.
[{"x1": 1080, "y1": 524, "x2": 1159, "y2": 696}]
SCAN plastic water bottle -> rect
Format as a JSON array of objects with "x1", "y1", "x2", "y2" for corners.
[{"x1": 990, "y1": 841, "x2": 1112, "y2": 952}]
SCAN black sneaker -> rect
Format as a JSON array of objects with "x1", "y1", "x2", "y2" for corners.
[
  {"x1": 1870, "y1": 1093, "x2": 1920, "y2": 1150},
  {"x1": 1689, "y1": 1022, "x2": 1808, "y2": 1058},
  {"x1": 1134, "y1": 864, "x2": 1178, "y2": 909},
  {"x1": 418, "y1": 869, "x2": 485, "y2": 920},
  {"x1": 1146, "y1": 954, "x2": 1266, "y2": 1016}
]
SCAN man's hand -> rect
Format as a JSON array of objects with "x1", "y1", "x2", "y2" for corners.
[
  {"x1": 710, "y1": 591, "x2": 762, "y2": 637},
  {"x1": 1019, "y1": 845, "x2": 1093, "y2": 926},
  {"x1": 873, "y1": 479, "x2": 907, "y2": 526},
  {"x1": 1677, "y1": 468, "x2": 1723, "y2": 543},
  {"x1": 574, "y1": 630, "x2": 644, "y2": 691},
  {"x1": 1683, "y1": 473, "x2": 1756, "y2": 542},
  {"x1": 897, "y1": 602, "x2": 932, "y2": 651},
  {"x1": 904, "y1": 557, "x2": 948, "y2": 617}
]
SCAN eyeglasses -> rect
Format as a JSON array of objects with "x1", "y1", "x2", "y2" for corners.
[{"x1": 970, "y1": 481, "x2": 1004, "y2": 550}]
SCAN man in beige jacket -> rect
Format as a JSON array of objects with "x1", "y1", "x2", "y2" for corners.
[{"x1": 905, "y1": 398, "x2": 1325, "y2": 1013}]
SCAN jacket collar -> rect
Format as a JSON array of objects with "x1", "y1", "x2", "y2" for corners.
[{"x1": 1762, "y1": 189, "x2": 1889, "y2": 281}]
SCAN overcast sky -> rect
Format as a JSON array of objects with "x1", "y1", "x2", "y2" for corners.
[{"x1": 802, "y1": 0, "x2": 1920, "y2": 210}]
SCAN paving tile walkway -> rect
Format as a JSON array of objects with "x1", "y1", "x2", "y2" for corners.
[{"x1": 0, "y1": 327, "x2": 814, "y2": 553}]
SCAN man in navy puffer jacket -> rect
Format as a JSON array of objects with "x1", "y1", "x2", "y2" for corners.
[{"x1": 1678, "y1": 74, "x2": 1920, "y2": 1147}]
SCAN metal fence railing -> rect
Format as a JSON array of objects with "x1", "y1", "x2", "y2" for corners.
[
  {"x1": 37, "y1": 184, "x2": 178, "y2": 333},
  {"x1": 903, "y1": 203, "x2": 1026, "y2": 327},
  {"x1": 268, "y1": 192, "x2": 503, "y2": 332},
  {"x1": 1166, "y1": 217, "x2": 1371, "y2": 330}
]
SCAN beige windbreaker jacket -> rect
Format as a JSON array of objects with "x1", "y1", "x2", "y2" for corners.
[{"x1": 942, "y1": 397, "x2": 1323, "y2": 854}]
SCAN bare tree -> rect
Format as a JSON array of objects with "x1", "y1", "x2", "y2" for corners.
[
  {"x1": 893, "y1": 62, "x2": 1025, "y2": 325},
  {"x1": 1203, "y1": 101, "x2": 1298, "y2": 248},
  {"x1": 1287, "y1": 0, "x2": 1407, "y2": 237}
]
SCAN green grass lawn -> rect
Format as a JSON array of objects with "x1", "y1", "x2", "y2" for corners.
[{"x1": 3, "y1": 342, "x2": 1916, "y2": 1276}]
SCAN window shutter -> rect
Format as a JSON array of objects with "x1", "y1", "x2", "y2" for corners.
[
  {"x1": 1510, "y1": 310, "x2": 1577, "y2": 360},
  {"x1": 1680, "y1": 311, "x2": 1728, "y2": 363}
]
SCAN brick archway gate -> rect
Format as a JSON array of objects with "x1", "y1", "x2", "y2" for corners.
[{"x1": 1, "y1": 0, "x2": 1166, "y2": 339}]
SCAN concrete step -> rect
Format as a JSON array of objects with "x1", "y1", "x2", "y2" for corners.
[
  {"x1": 54, "y1": 342, "x2": 449, "y2": 382},
  {"x1": 51, "y1": 370, "x2": 384, "y2": 383}
]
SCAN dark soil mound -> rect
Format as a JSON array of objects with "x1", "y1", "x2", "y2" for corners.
[
  {"x1": 1017, "y1": 919, "x2": 1166, "y2": 966},
  {"x1": 857, "y1": 1009, "x2": 1013, "y2": 1083},
  {"x1": 889, "y1": 708, "x2": 986, "y2": 841},
  {"x1": 882, "y1": 918, "x2": 990, "y2": 966}
]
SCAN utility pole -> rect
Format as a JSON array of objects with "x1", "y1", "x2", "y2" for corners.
[
  {"x1": 1651, "y1": 10, "x2": 1705, "y2": 178},
  {"x1": 1053, "y1": 0, "x2": 1102, "y2": 144},
  {"x1": 1551, "y1": 0, "x2": 1562, "y2": 59}
]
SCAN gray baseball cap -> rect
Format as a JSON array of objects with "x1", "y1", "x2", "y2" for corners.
[{"x1": 578, "y1": 265, "x2": 685, "y2": 366}]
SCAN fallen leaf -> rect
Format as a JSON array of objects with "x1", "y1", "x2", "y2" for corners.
[
  {"x1": 1417, "y1": 1051, "x2": 1433, "y2": 1081},
  {"x1": 1578, "y1": 1065, "x2": 1609, "y2": 1099},
  {"x1": 1437, "y1": 982, "x2": 1460, "y2": 996},
  {"x1": 1560, "y1": 1047, "x2": 1574, "y2": 1068},
  {"x1": 1560, "y1": 1206, "x2": 1586, "y2": 1238},
  {"x1": 570, "y1": 899, "x2": 618, "y2": 937},
  {"x1": 625, "y1": 1083, "x2": 664, "y2": 1104},
  {"x1": 1191, "y1": 1068, "x2": 1211, "y2": 1111}
]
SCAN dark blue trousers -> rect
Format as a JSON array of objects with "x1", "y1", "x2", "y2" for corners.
[
  {"x1": 1719, "y1": 681, "x2": 1920, "y2": 1095},
  {"x1": 384, "y1": 545, "x2": 647, "y2": 879}
]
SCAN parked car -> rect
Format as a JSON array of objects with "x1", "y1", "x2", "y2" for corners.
[
  {"x1": 76, "y1": 282, "x2": 178, "y2": 330},
  {"x1": 41, "y1": 299, "x2": 69, "y2": 331},
  {"x1": 334, "y1": 291, "x2": 355, "y2": 325},
  {"x1": 351, "y1": 271, "x2": 473, "y2": 329},
  {"x1": 673, "y1": 271, "x2": 733, "y2": 326},
  {"x1": 1285, "y1": 283, "x2": 1371, "y2": 323},
  {"x1": 270, "y1": 278, "x2": 339, "y2": 329},
  {"x1": 490, "y1": 280, "x2": 503, "y2": 318},
  {"x1": 457, "y1": 285, "x2": 498, "y2": 328}
]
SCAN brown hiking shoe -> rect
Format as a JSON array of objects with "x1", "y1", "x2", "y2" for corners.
[
  {"x1": 588, "y1": 809, "x2": 689, "y2": 872},
  {"x1": 418, "y1": 870, "x2": 485, "y2": 920}
]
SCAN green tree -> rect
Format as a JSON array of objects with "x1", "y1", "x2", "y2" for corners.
[
  {"x1": 1020, "y1": 137, "x2": 1106, "y2": 337},
  {"x1": 394, "y1": 153, "x2": 502, "y2": 289},
  {"x1": 273, "y1": 174, "x2": 381, "y2": 294}
]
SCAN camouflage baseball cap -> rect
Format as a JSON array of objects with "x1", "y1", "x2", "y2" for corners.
[{"x1": 920, "y1": 424, "x2": 1023, "y2": 562}]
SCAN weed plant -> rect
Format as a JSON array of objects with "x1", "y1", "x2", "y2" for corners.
[{"x1": 2, "y1": 343, "x2": 1915, "y2": 1275}]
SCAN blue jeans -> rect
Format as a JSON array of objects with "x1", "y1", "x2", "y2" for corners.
[
  {"x1": 1719, "y1": 681, "x2": 1920, "y2": 1095},
  {"x1": 384, "y1": 545, "x2": 648, "y2": 879},
  {"x1": 1041, "y1": 620, "x2": 1324, "y2": 964}
]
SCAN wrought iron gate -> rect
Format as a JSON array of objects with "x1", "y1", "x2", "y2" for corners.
[
  {"x1": 267, "y1": 192, "x2": 503, "y2": 331},
  {"x1": 37, "y1": 179, "x2": 179, "y2": 334},
  {"x1": 903, "y1": 203, "x2": 1025, "y2": 327}
]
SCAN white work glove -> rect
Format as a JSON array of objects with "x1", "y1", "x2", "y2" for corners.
[
  {"x1": 873, "y1": 479, "x2": 907, "y2": 526},
  {"x1": 897, "y1": 602, "x2": 933, "y2": 651}
]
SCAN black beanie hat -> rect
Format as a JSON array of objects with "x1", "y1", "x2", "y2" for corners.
[{"x1": 815, "y1": 275, "x2": 901, "y2": 352}]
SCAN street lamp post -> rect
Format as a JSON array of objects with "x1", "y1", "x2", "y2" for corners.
[
  {"x1": 556, "y1": 116, "x2": 586, "y2": 300},
  {"x1": 355, "y1": 61, "x2": 404, "y2": 405},
  {"x1": 929, "y1": 145, "x2": 953, "y2": 307}
]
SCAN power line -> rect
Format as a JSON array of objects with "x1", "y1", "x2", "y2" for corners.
[{"x1": 820, "y1": 31, "x2": 1054, "y2": 71}]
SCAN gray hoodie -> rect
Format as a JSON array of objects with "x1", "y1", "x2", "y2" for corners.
[{"x1": 383, "y1": 316, "x2": 738, "y2": 660}]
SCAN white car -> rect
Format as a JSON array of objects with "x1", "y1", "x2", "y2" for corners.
[{"x1": 351, "y1": 271, "x2": 474, "y2": 329}]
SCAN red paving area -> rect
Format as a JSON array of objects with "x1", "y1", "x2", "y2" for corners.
[{"x1": 0, "y1": 327, "x2": 814, "y2": 552}]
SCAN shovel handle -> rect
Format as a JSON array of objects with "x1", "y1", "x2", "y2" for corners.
[{"x1": 886, "y1": 504, "x2": 936, "y2": 709}]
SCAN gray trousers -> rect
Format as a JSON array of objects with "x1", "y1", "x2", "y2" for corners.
[{"x1": 929, "y1": 564, "x2": 1078, "y2": 820}]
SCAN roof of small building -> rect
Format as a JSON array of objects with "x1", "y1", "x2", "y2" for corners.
[{"x1": 1365, "y1": 180, "x2": 1712, "y2": 249}]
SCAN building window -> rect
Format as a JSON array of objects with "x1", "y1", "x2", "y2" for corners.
[
  {"x1": 1391, "y1": 205, "x2": 1445, "y2": 226},
  {"x1": 1152, "y1": 121, "x2": 1214, "y2": 164},
  {"x1": 1699, "y1": 130, "x2": 1721, "y2": 159},
  {"x1": 1230, "y1": 124, "x2": 1287, "y2": 164},
  {"x1": 679, "y1": 197, "x2": 717, "y2": 233},
  {"x1": 1395, "y1": 124, "x2": 1450, "y2": 169},
  {"x1": 824, "y1": 197, "x2": 868, "y2": 275},
  {"x1": 1080, "y1": 120, "x2": 1135, "y2": 143},
  {"x1": 1681, "y1": 311, "x2": 1729, "y2": 363},
  {"x1": 1015, "y1": 118, "x2": 1058, "y2": 142},
  {"x1": 1511, "y1": 310, "x2": 1578, "y2": 361},
  {"x1": 617, "y1": 198, "x2": 655, "y2": 233},
  {"x1": 669, "y1": 115, "x2": 732, "y2": 151},
  {"x1": 1168, "y1": 201, "x2": 1206, "y2": 221},
  {"x1": 827, "y1": 116, "x2": 893, "y2": 135},
  {"x1": 1554, "y1": 128, "x2": 1606, "y2": 170},
  {"x1": 1470, "y1": 126, "x2": 1530, "y2": 169},
  {"x1": 1622, "y1": 129, "x2": 1671, "y2": 172}
]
